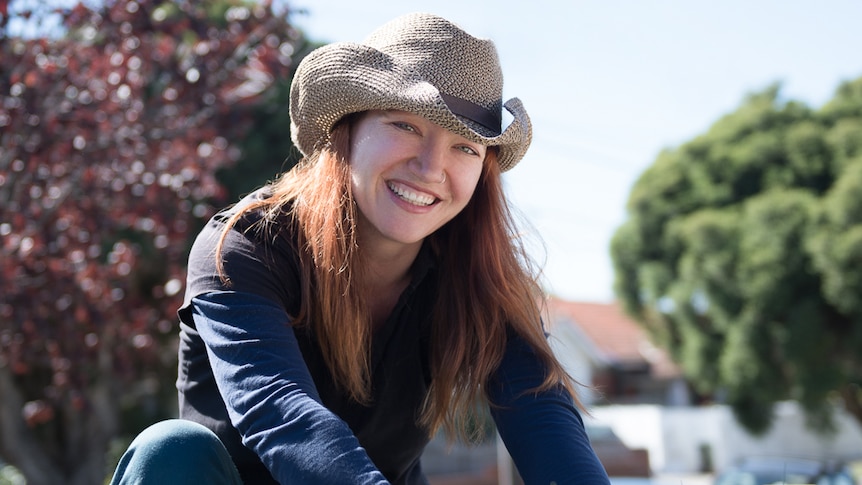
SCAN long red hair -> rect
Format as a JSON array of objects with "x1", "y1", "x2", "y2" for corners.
[{"x1": 216, "y1": 114, "x2": 582, "y2": 439}]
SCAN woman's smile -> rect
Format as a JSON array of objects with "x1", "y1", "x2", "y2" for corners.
[{"x1": 386, "y1": 181, "x2": 438, "y2": 207}]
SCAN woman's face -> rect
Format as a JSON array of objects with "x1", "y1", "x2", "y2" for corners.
[{"x1": 349, "y1": 110, "x2": 486, "y2": 250}]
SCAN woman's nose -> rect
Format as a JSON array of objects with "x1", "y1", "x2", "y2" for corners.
[{"x1": 411, "y1": 139, "x2": 447, "y2": 182}]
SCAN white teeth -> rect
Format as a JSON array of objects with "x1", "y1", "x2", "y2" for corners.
[{"x1": 387, "y1": 182, "x2": 436, "y2": 206}]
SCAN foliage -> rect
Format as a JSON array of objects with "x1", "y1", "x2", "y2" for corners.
[
  {"x1": 611, "y1": 79, "x2": 862, "y2": 435},
  {"x1": 0, "y1": 0, "x2": 308, "y2": 482},
  {"x1": 0, "y1": 464, "x2": 25, "y2": 485}
]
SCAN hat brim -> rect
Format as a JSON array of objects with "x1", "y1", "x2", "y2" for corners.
[{"x1": 290, "y1": 42, "x2": 532, "y2": 172}]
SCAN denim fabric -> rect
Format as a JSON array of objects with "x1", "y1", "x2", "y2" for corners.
[{"x1": 110, "y1": 419, "x2": 242, "y2": 485}]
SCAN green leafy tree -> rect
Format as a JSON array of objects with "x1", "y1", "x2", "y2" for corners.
[
  {"x1": 611, "y1": 80, "x2": 862, "y2": 434},
  {"x1": 0, "y1": 0, "x2": 309, "y2": 483}
]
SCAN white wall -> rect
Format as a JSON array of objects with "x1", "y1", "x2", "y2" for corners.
[
  {"x1": 548, "y1": 321, "x2": 602, "y2": 405},
  {"x1": 591, "y1": 402, "x2": 862, "y2": 474}
]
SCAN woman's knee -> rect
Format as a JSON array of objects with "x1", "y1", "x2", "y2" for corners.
[
  {"x1": 111, "y1": 419, "x2": 241, "y2": 485},
  {"x1": 132, "y1": 419, "x2": 223, "y2": 457}
]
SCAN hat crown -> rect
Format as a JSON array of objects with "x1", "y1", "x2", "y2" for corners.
[{"x1": 362, "y1": 13, "x2": 503, "y2": 113}]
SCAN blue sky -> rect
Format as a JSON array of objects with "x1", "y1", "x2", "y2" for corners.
[{"x1": 290, "y1": 0, "x2": 862, "y2": 302}]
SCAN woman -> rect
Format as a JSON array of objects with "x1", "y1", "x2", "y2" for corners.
[{"x1": 111, "y1": 12, "x2": 611, "y2": 485}]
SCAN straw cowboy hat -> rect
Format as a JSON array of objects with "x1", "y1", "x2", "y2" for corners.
[{"x1": 289, "y1": 12, "x2": 532, "y2": 172}]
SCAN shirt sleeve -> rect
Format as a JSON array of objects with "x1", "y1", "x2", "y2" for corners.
[
  {"x1": 190, "y1": 290, "x2": 390, "y2": 485},
  {"x1": 488, "y1": 331, "x2": 611, "y2": 485}
]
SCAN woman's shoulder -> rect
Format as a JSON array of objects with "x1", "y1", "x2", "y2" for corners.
[
  {"x1": 197, "y1": 187, "x2": 295, "y2": 249},
  {"x1": 214, "y1": 186, "x2": 283, "y2": 228},
  {"x1": 187, "y1": 187, "x2": 299, "y2": 277},
  {"x1": 183, "y1": 186, "x2": 302, "y2": 314}
]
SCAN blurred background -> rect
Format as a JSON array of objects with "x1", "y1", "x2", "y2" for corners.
[{"x1": 1, "y1": 1, "x2": 861, "y2": 484}]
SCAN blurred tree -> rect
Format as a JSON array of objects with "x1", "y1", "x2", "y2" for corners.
[
  {"x1": 611, "y1": 79, "x2": 862, "y2": 435},
  {"x1": 0, "y1": 0, "x2": 311, "y2": 483}
]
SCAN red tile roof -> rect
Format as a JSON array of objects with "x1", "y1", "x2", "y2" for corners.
[{"x1": 546, "y1": 298, "x2": 681, "y2": 378}]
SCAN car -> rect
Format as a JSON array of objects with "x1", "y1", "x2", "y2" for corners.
[{"x1": 713, "y1": 456, "x2": 856, "y2": 485}]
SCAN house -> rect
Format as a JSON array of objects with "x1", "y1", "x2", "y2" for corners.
[
  {"x1": 544, "y1": 298, "x2": 862, "y2": 475},
  {"x1": 545, "y1": 298, "x2": 691, "y2": 407},
  {"x1": 421, "y1": 297, "x2": 862, "y2": 477}
]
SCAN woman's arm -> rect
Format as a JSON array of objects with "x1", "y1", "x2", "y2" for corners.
[
  {"x1": 487, "y1": 331, "x2": 611, "y2": 485},
  {"x1": 191, "y1": 290, "x2": 390, "y2": 485}
]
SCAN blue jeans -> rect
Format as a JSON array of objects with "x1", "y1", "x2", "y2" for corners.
[{"x1": 110, "y1": 419, "x2": 243, "y2": 485}]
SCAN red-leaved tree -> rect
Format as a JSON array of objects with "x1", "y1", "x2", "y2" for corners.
[{"x1": 0, "y1": 1, "x2": 308, "y2": 482}]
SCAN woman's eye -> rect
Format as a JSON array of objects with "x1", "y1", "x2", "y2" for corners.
[
  {"x1": 458, "y1": 145, "x2": 479, "y2": 156},
  {"x1": 392, "y1": 122, "x2": 416, "y2": 132}
]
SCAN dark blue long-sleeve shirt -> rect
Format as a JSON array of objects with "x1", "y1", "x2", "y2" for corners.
[{"x1": 175, "y1": 190, "x2": 610, "y2": 484}]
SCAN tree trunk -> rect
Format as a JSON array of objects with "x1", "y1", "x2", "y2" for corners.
[
  {"x1": 68, "y1": 337, "x2": 121, "y2": 485},
  {"x1": 840, "y1": 382, "x2": 862, "y2": 429},
  {"x1": 63, "y1": 383, "x2": 119, "y2": 485},
  {"x1": 0, "y1": 360, "x2": 119, "y2": 484},
  {"x1": 0, "y1": 367, "x2": 65, "y2": 484}
]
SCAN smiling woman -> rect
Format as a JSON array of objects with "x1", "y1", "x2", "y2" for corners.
[{"x1": 109, "y1": 12, "x2": 611, "y2": 485}]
